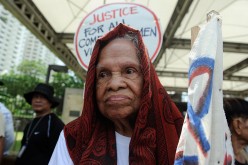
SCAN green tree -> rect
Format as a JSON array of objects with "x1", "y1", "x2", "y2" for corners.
[
  {"x1": 50, "y1": 72, "x2": 84, "y2": 99},
  {"x1": 1, "y1": 60, "x2": 46, "y2": 116},
  {"x1": 1, "y1": 74, "x2": 42, "y2": 116},
  {"x1": 1, "y1": 61, "x2": 85, "y2": 116},
  {"x1": 48, "y1": 72, "x2": 84, "y2": 115},
  {"x1": 2, "y1": 74, "x2": 40, "y2": 97},
  {"x1": 17, "y1": 60, "x2": 46, "y2": 79}
]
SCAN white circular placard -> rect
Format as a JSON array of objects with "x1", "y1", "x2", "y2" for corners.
[{"x1": 75, "y1": 3, "x2": 162, "y2": 70}]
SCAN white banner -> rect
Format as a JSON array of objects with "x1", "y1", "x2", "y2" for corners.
[{"x1": 174, "y1": 12, "x2": 234, "y2": 165}]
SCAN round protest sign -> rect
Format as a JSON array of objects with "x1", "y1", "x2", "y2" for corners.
[{"x1": 75, "y1": 3, "x2": 162, "y2": 70}]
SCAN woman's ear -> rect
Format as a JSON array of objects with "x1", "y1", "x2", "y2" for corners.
[{"x1": 232, "y1": 118, "x2": 245, "y2": 135}]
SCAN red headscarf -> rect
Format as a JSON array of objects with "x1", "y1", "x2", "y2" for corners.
[{"x1": 64, "y1": 23, "x2": 183, "y2": 165}]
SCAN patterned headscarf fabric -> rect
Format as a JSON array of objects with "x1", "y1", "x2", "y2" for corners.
[{"x1": 64, "y1": 23, "x2": 183, "y2": 165}]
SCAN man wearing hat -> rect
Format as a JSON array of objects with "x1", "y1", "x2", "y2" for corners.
[{"x1": 15, "y1": 83, "x2": 65, "y2": 165}]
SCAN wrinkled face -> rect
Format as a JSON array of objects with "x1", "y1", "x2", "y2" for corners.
[
  {"x1": 96, "y1": 38, "x2": 144, "y2": 122},
  {"x1": 31, "y1": 93, "x2": 52, "y2": 115}
]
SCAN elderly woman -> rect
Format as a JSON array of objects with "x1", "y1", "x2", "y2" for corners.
[
  {"x1": 49, "y1": 23, "x2": 183, "y2": 165},
  {"x1": 224, "y1": 98, "x2": 248, "y2": 165}
]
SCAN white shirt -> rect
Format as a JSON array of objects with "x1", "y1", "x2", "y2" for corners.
[
  {"x1": 115, "y1": 131, "x2": 131, "y2": 165},
  {"x1": 0, "y1": 103, "x2": 14, "y2": 155},
  {"x1": 0, "y1": 113, "x2": 5, "y2": 137},
  {"x1": 49, "y1": 131, "x2": 131, "y2": 165},
  {"x1": 49, "y1": 131, "x2": 73, "y2": 165}
]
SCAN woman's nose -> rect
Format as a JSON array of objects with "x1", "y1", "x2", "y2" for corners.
[{"x1": 107, "y1": 72, "x2": 126, "y2": 91}]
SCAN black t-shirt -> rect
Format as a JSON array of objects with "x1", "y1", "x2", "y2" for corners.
[
  {"x1": 235, "y1": 160, "x2": 248, "y2": 165},
  {"x1": 15, "y1": 113, "x2": 64, "y2": 165}
]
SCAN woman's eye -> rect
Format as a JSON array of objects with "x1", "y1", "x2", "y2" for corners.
[
  {"x1": 98, "y1": 71, "x2": 108, "y2": 78},
  {"x1": 96, "y1": 70, "x2": 111, "y2": 84},
  {"x1": 124, "y1": 67, "x2": 140, "y2": 79},
  {"x1": 126, "y1": 68, "x2": 136, "y2": 74}
]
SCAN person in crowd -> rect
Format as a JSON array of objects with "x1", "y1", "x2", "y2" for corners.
[
  {"x1": 0, "y1": 102, "x2": 14, "y2": 156},
  {"x1": 0, "y1": 112, "x2": 5, "y2": 164},
  {"x1": 15, "y1": 83, "x2": 65, "y2": 165},
  {"x1": 0, "y1": 80, "x2": 15, "y2": 156},
  {"x1": 224, "y1": 98, "x2": 248, "y2": 165},
  {"x1": 49, "y1": 23, "x2": 183, "y2": 165}
]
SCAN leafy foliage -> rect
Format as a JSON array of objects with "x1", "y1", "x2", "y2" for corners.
[
  {"x1": 50, "y1": 72, "x2": 84, "y2": 99},
  {"x1": 1, "y1": 74, "x2": 41, "y2": 97},
  {"x1": 0, "y1": 60, "x2": 85, "y2": 117},
  {"x1": 17, "y1": 60, "x2": 46, "y2": 78}
]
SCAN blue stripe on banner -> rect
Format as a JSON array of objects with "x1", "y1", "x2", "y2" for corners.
[
  {"x1": 189, "y1": 56, "x2": 214, "y2": 118},
  {"x1": 188, "y1": 104, "x2": 210, "y2": 154},
  {"x1": 189, "y1": 57, "x2": 214, "y2": 76},
  {"x1": 175, "y1": 155, "x2": 199, "y2": 165},
  {"x1": 187, "y1": 56, "x2": 215, "y2": 155}
]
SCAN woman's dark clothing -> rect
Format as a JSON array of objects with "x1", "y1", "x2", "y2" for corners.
[
  {"x1": 15, "y1": 113, "x2": 64, "y2": 165},
  {"x1": 235, "y1": 160, "x2": 248, "y2": 165}
]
